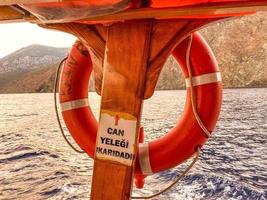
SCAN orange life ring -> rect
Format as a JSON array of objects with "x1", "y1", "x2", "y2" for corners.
[{"x1": 59, "y1": 32, "x2": 222, "y2": 177}]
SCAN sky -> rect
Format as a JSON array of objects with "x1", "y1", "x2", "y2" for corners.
[{"x1": 0, "y1": 22, "x2": 76, "y2": 58}]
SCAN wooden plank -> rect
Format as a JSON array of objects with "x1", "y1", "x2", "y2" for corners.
[
  {"x1": 76, "y1": 0, "x2": 267, "y2": 24},
  {"x1": 1, "y1": 1, "x2": 267, "y2": 23},
  {"x1": 144, "y1": 18, "x2": 218, "y2": 99},
  {"x1": 0, "y1": 6, "x2": 26, "y2": 22},
  {"x1": 94, "y1": 24, "x2": 108, "y2": 42},
  {"x1": 0, "y1": 0, "x2": 60, "y2": 5},
  {"x1": 149, "y1": 20, "x2": 189, "y2": 65},
  {"x1": 90, "y1": 20, "x2": 152, "y2": 200}
]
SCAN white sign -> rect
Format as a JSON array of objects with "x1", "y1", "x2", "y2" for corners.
[{"x1": 95, "y1": 112, "x2": 137, "y2": 166}]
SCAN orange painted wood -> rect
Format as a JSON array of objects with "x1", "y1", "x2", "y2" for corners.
[
  {"x1": 90, "y1": 20, "x2": 152, "y2": 200},
  {"x1": 0, "y1": 0, "x2": 55, "y2": 5},
  {"x1": 0, "y1": 6, "x2": 26, "y2": 23},
  {"x1": 77, "y1": 0, "x2": 267, "y2": 23},
  {"x1": 1, "y1": 1, "x2": 266, "y2": 23},
  {"x1": 151, "y1": 0, "x2": 267, "y2": 8},
  {"x1": 144, "y1": 18, "x2": 218, "y2": 99}
]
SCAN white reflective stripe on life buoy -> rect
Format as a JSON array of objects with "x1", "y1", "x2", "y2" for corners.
[
  {"x1": 61, "y1": 98, "x2": 89, "y2": 112},
  {"x1": 139, "y1": 143, "x2": 153, "y2": 175},
  {"x1": 185, "y1": 72, "x2": 222, "y2": 87}
]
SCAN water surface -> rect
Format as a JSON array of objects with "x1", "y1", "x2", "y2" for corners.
[{"x1": 0, "y1": 88, "x2": 266, "y2": 199}]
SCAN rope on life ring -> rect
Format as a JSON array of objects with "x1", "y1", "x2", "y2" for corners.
[{"x1": 54, "y1": 57, "x2": 85, "y2": 154}]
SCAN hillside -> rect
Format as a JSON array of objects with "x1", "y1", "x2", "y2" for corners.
[
  {"x1": 0, "y1": 64, "x2": 57, "y2": 93},
  {"x1": 0, "y1": 45, "x2": 69, "y2": 93},
  {"x1": 0, "y1": 63, "x2": 95, "y2": 93},
  {"x1": 0, "y1": 12, "x2": 266, "y2": 93},
  {"x1": 0, "y1": 44, "x2": 68, "y2": 74}
]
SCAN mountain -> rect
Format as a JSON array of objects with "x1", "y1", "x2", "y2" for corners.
[
  {"x1": 0, "y1": 45, "x2": 69, "y2": 93},
  {"x1": 0, "y1": 12, "x2": 266, "y2": 93},
  {"x1": 0, "y1": 44, "x2": 96, "y2": 93},
  {"x1": 0, "y1": 44, "x2": 68, "y2": 74},
  {"x1": 0, "y1": 63, "x2": 95, "y2": 93},
  {"x1": 0, "y1": 64, "x2": 57, "y2": 93}
]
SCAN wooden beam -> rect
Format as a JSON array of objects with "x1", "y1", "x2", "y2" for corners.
[
  {"x1": 43, "y1": 18, "x2": 222, "y2": 99},
  {"x1": 1, "y1": 1, "x2": 267, "y2": 24},
  {"x1": 90, "y1": 20, "x2": 152, "y2": 200},
  {"x1": 144, "y1": 18, "x2": 219, "y2": 99},
  {"x1": 94, "y1": 24, "x2": 108, "y2": 42},
  {"x1": 0, "y1": 6, "x2": 26, "y2": 23},
  {"x1": 78, "y1": 1, "x2": 267, "y2": 22},
  {"x1": 0, "y1": 0, "x2": 68, "y2": 6}
]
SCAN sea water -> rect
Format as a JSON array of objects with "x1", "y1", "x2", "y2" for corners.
[{"x1": 0, "y1": 88, "x2": 266, "y2": 200}]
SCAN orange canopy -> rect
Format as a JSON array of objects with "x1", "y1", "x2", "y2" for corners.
[
  {"x1": 19, "y1": 0, "x2": 266, "y2": 23},
  {"x1": 151, "y1": 0, "x2": 256, "y2": 8}
]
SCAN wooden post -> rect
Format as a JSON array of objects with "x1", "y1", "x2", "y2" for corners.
[{"x1": 90, "y1": 21, "x2": 152, "y2": 200}]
